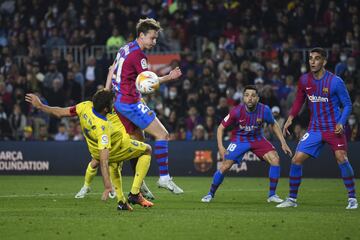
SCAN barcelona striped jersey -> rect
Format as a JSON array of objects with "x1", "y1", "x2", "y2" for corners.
[
  {"x1": 111, "y1": 40, "x2": 148, "y2": 103},
  {"x1": 221, "y1": 103, "x2": 275, "y2": 142},
  {"x1": 290, "y1": 71, "x2": 352, "y2": 132}
]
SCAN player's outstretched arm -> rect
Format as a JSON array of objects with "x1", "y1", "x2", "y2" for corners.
[
  {"x1": 105, "y1": 64, "x2": 115, "y2": 90},
  {"x1": 272, "y1": 121, "x2": 293, "y2": 157},
  {"x1": 25, "y1": 93, "x2": 73, "y2": 118},
  {"x1": 158, "y1": 67, "x2": 182, "y2": 84},
  {"x1": 99, "y1": 148, "x2": 112, "y2": 201},
  {"x1": 217, "y1": 124, "x2": 227, "y2": 160}
]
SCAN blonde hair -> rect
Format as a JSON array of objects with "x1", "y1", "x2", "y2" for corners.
[{"x1": 136, "y1": 18, "x2": 162, "y2": 36}]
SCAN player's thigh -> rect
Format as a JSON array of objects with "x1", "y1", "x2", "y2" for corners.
[
  {"x1": 295, "y1": 131, "x2": 323, "y2": 159},
  {"x1": 251, "y1": 138, "x2": 277, "y2": 163},
  {"x1": 109, "y1": 138, "x2": 148, "y2": 163},
  {"x1": 114, "y1": 100, "x2": 156, "y2": 132},
  {"x1": 144, "y1": 117, "x2": 169, "y2": 140},
  {"x1": 224, "y1": 142, "x2": 251, "y2": 166}
]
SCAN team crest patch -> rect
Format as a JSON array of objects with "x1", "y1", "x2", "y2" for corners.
[
  {"x1": 322, "y1": 87, "x2": 329, "y2": 95},
  {"x1": 194, "y1": 150, "x2": 213, "y2": 173},
  {"x1": 256, "y1": 118, "x2": 262, "y2": 124},
  {"x1": 141, "y1": 58, "x2": 148, "y2": 69},
  {"x1": 101, "y1": 135, "x2": 109, "y2": 144}
]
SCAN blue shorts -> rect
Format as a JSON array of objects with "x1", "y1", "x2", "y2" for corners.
[
  {"x1": 114, "y1": 100, "x2": 156, "y2": 132},
  {"x1": 224, "y1": 138, "x2": 275, "y2": 163},
  {"x1": 296, "y1": 131, "x2": 347, "y2": 158}
]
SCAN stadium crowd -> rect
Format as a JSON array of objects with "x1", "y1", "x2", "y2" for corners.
[{"x1": 0, "y1": 0, "x2": 359, "y2": 142}]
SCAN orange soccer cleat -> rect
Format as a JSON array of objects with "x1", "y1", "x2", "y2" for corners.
[{"x1": 128, "y1": 192, "x2": 154, "y2": 207}]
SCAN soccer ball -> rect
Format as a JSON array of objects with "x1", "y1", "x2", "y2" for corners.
[{"x1": 135, "y1": 71, "x2": 159, "y2": 94}]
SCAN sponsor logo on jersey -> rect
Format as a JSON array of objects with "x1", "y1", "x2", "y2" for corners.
[
  {"x1": 239, "y1": 125, "x2": 259, "y2": 131},
  {"x1": 307, "y1": 94, "x2": 329, "y2": 102}
]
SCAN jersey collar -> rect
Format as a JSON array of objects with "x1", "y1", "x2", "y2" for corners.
[{"x1": 92, "y1": 108, "x2": 107, "y2": 121}]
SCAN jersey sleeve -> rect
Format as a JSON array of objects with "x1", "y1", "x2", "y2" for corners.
[
  {"x1": 74, "y1": 101, "x2": 89, "y2": 117},
  {"x1": 95, "y1": 121, "x2": 111, "y2": 150},
  {"x1": 130, "y1": 51, "x2": 148, "y2": 74},
  {"x1": 264, "y1": 105, "x2": 275, "y2": 124},
  {"x1": 335, "y1": 77, "x2": 352, "y2": 125},
  {"x1": 221, "y1": 108, "x2": 238, "y2": 128},
  {"x1": 289, "y1": 77, "x2": 306, "y2": 117}
]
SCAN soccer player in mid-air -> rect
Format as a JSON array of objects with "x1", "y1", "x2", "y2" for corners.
[
  {"x1": 105, "y1": 18, "x2": 183, "y2": 194},
  {"x1": 277, "y1": 47, "x2": 358, "y2": 209},
  {"x1": 25, "y1": 90, "x2": 154, "y2": 210},
  {"x1": 201, "y1": 85, "x2": 292, "y2": 203}
]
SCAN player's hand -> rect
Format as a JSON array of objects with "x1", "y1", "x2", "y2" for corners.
[
  {"x1": 101, "y1": 187, "x2": 112, "y2": 201},
  {"x1": 281, "y1": 143, "x2": 293, "y2": 157},
  {"x1": 283, "y1": 117, "x2": 293, "y2": 137},
  {"x1": 335, "y1": 124, "x2": 344, "y2": 135},
  {"x1": 218, "y1": 146, "x2": 226, "y2": 161},
  {"x1": 25, "y1": 93, "x2": 42, "y2": 109},
  {"x1": 168, "y1": 67, "x2": 182, "y2": 80}
]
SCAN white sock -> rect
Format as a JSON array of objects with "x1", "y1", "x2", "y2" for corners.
[{"x1": 160, "y1": 175, "x2": 170, "y2": 181}]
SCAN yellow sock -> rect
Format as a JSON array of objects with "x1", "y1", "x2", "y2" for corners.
[
  {"x1": 131, "y1": 154, "x2": 151, "y2": 194},
  {"x1": 109, "y1": 162, "x2": 125, "y2": 202},
  {"x1": 84, "y1": 162, "x2": 98, "y2": 187}
]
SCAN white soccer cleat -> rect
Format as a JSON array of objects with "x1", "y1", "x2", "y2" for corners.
[
  {"x1": 75, "y1": 186, "x2": 90, "y2": 199},
  {"x1": 140, "y1": 181, "x2": 155, "y2": 200},
  {"x1": 276, "y1": 198, "x2": 298, "y2": 208},
  {"x1": 157, "y1": 177, "x2": 184, "y2": 194},
  {"x1": 201, "y1": 194, "x2": 213, "y2": 203},
  {"x1": 267, "y1": 194, "x2": 283, "y2": 203},
  {"x1": 346, "y1": 198, "x2": 358, "y2": 210}
]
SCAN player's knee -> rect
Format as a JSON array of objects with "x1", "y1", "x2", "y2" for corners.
[
  {"x1": 335, "y1": 151, "x2": 347, "y2": 164},
  {"x1": 145, "y1": 144, "x2": 152, "y2": 155},
  {"x1": 292, "y1": 156, "x2": 303, "y2": 165},
  {"x1": 269, "y1": 157, "x2": 280, "y2": 166},
  {"x1": 220, "y1": 160, "x2": 233, "y2": 172},
  {"x1": 90, "y1": 159, "x2": 99, "y2": 168}
]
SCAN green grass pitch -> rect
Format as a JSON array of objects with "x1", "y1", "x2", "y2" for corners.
[{"x1": 0, "y1": 176, "x2": 359, "y2": 240}]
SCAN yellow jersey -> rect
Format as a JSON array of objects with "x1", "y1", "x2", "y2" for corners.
[{"x1": 74, "y1": 101, "x2": 128, "y2": 161}]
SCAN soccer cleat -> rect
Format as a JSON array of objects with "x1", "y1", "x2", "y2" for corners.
[
  {"x1": 140, "y1": 181, "x2": 155, "y2": 200},
  {"x1": 276, "y1": 198, "x2": 298, "y2": 208},
  {"x1": 74, "y1": 186, "x2": 90, "y2": 199},
  {"x1": 157, "y1": 178, "x2": 184, "y2": 194},
  {"x1": 117, "y1": 201, "x2": 133, "y2": 211},
  {"x1": 267, "y1": 194, "x2": 283, "y2": 203},
  {"x1": 201, "y1": 194, "x2": 213, "y2": 203},
  {"x1": 128, "y1": 192, "x2": 154, "y2": 208},
  {"x1": 346, "y1": 198, "x2": 358, "y2": 210}
]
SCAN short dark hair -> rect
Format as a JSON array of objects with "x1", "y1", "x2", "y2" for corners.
[
  {"x1": 243, "y1": 85, "x2": 258, "y2": 94},
  {"x1": 92, "y1": 89, "x2": 114, "y2": 113},
  {"x1": 136, "y1": 18, "x2": 162, "y2": 37},
  {"x1": 310, "y1": 47, "x2": 327, "y2": 59}
]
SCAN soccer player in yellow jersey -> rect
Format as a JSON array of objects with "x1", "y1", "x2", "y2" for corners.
[{"x1": 25, "y1": 89, "x2": 154, "y2": 210}]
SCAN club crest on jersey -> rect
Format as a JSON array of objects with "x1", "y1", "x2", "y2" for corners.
[
  {"x1": 322, "y1": 87, "x2": 329, "y2": 95},
  {"x1": 256, "y1": 118, "x2": 262, "y2": 124},
  {"x1": 194, "y1": 150, "x2": 213, "y2": 173}
]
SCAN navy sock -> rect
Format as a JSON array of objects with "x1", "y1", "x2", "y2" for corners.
[
  {"x1": 339, "y1": 161, "x2": 356, "y2": 199},
  {"x1": 269, "y1": 165, "x2": 280, "y2": 197},
  {"x1": 289, "y1": 164, "x2": 302, "y2": 199},
  {"x1": 209, "y1": 170, "x2": 225, "y2": 197}
]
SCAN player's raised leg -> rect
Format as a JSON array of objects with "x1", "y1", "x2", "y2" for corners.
[
  {"x1": 75, "y1": 159, "x2": 98, "y2": 198},
  {"x1": 145, "y1": 117, "x2": 183, "y2": 194}
]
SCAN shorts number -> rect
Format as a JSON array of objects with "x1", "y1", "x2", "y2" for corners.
[
  {"x1": 137, "y1": 103, "x2": 150, "y2": 114},
  {"x1": 300, "y1": 133, "x2": 309, "y2": 141},
  {"x1": 227, "y1": 143, "x2": 237, "y2": 152}
]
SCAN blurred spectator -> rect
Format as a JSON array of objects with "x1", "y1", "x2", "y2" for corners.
[
  {"x1": 272, "y1": 106, "x2": 285, "y2": 129},
  {"x1": 345, "y1": 114, "x2": 360, "y2": 141},
  {"x1": 106, "y1": 28, "x2": 126, "y2": 51},
  {"x1": 193, "y1": 124, "x2": 207, "y2": 141},
  {"x1": 54, "y1": 122, "x2": 68, "y2": 141},
  {"x1": 8, "y1": 104, "x2": 27, "y2": 140},
  {"x1": 37, "y1": 124, "x2": 53, "y2": 141},
  {"x1": 0, "y1": 104, "x2": 11, "y2": 139},
  {"x1": 22, "y1": 126, "x2": 34, "y2": 141}
]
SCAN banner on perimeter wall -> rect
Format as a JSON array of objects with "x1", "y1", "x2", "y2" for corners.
[{"x1": 1, "y1": 141, "x2": 360, "y2": 178}]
